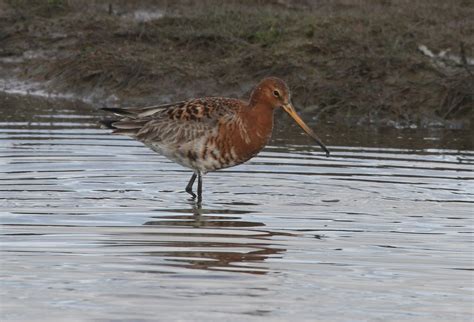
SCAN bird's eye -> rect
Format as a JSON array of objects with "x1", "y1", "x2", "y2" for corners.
[{"x1": 273, "y1": 90, "x2": 280, "y2": 98}]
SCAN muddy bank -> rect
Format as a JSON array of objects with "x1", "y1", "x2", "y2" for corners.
[{"x1": 0, "y1": 0, "x2": 473, "y2": 128}]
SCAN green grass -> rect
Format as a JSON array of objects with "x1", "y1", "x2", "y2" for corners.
[{"x1": 1, "y1": 0, "x2": 473, "y2": 126}]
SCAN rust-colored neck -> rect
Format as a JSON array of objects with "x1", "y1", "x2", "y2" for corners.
[
  {"x1": 246, "y1": 101, "x2": 274, "y2": 136},
  {"x1": 249, "y1": 84, "x2": 266, "y2": 107},
  {"x1": 231, "y1": 104, "x2": 273, "y2": 163},
  {"x1": 238, "y1": 100, "x2": 274, "y2": 159}
]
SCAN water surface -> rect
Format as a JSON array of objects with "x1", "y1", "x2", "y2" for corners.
[{"x1": 1, "y1": 94, "x2": 473, "y2": 321}]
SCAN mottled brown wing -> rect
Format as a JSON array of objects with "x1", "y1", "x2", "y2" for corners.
[
  {"x1": 104, "y1": 97, "x2": 243, "y2": 145},
  {"x1": 136, "y1": 97, "x2": 242, "y2": 145},
  {"x1": 100, "y1": 101, "x2": 186, "y2": 135}
]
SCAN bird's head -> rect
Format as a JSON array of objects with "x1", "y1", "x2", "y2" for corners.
[{"x1": 250, "y1": 77, "x2": 330, "y2": 157}]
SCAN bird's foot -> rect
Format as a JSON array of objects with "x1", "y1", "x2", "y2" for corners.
[{"x1": 186, "y1": 188, "x2": 197, "y2": 199}]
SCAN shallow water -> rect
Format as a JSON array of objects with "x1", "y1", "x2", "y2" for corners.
[{"x1": 0, "y1": 94, "x2": 473, "y2": 321}]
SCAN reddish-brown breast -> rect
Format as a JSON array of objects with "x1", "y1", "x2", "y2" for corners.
[{"x1": 101, "y1": 77, "x2": 289, "y2": 173}]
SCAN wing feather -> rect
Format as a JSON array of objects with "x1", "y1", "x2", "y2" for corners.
[{"x1": 101, "y1": 97, "x2": 243, "y2": 145}]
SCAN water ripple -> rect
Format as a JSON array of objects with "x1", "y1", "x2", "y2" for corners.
[{"x1": 0, "y1": 100, "x2": 473, "y2": 321}]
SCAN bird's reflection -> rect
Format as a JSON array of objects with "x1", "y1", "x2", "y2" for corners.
[
  {"x1": 144, "y1": 201, "x2": 264, "y2": 228},
  {"x1": 139, "y1": 201, "x2": 287, "y2": 274}
]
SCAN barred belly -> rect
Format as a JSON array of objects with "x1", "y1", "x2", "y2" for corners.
[{"x1": 146, "y1": 138, "x2": 240, "y2": 174}]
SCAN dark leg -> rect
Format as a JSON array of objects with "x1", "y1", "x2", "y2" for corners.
[
  {"x1": 185, "y1": 173, "x2": 197, "y2": 198},
  {"x1": 197, "y1": 172, "x2": 203, "y2": 203},
  {"x1": 192, "y1": 200, "x2": 203, "y2": 228}
]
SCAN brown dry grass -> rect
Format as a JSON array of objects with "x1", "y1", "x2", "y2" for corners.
[{"x1": 1, "y1": 0, "x2": 473, "y2": 126}]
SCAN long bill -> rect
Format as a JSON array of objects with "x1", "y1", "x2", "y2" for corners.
[{"x1": 282, "y1": 103, "x2": 330, "y2": 157}]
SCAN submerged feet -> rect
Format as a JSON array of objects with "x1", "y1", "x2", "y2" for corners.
[
  {"x1": 186, "y1": 187, "x2": 197, "y2": 199},
  {"x1": 185, "y1": 171, "x2": 202, "y2": 203}
]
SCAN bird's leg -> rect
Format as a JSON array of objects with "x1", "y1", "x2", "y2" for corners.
[
  {"x1": 192, "y1": 201, "x2": 203, "y2": 228},
  {"x1": 197, "y1": 171, "x2": 203, "y2": 204},
  {"x1": 185, "y1": 172, "x2": 197, "y2": 198}
]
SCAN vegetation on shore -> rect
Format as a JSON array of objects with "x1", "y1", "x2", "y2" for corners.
[{"x1": 0, "y1": 0, "x2": 473, "y2": 127}]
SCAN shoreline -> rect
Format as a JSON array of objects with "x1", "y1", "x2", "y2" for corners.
[{"x1": 0, "y1": 0, "x2": 472, "y2": 129}]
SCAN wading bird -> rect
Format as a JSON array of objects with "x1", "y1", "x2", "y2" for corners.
[{"x1": 101, "y1": 77, "x2": 329, "y2": 202}]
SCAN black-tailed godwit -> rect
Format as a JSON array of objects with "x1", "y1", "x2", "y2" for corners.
[{"x1": 101, "y1": 77, "x2": 330, "y2": 202}]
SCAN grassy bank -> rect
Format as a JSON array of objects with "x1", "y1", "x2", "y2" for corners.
[{"x1": 0, "y1": 0, "x2": 473, "y2": 127}]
